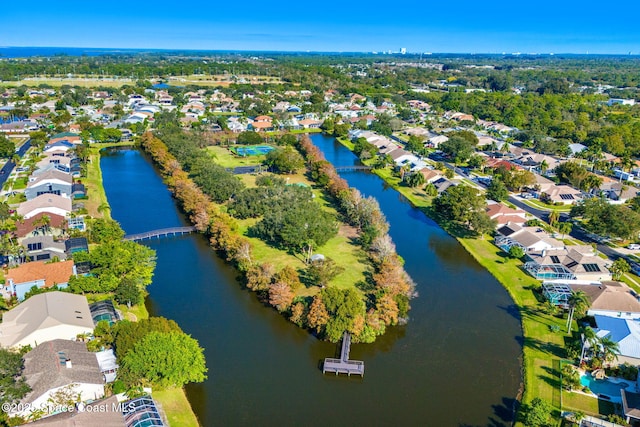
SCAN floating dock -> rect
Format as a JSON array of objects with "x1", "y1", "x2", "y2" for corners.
[{"x1": 322, "y1": 332, "x2": 364, "y2": 376}]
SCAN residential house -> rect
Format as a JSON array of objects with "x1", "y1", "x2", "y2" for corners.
[
  {"x1": 0, "y1": 292, "x2": 93, "y2": 348},
  {"x1": 298, "y1": 118, "x2": 322, "y2": 129},
  {"x1": 21, "y1": 235, "x2": 67, "y2": 262},
  {"x1": 3, "y1": 260, "x2": 76, "y2": 300},
  {"x1": 524, "y1": 245, "x2": 612, "y2": 281},
  {"x1": 597, "y1": 180, "x2": 640, "y2": 204},
  {"x1": 592, "y1": 315, "x2": 640, "y2": 366},
  {"x1": 15, "y1": 212, "x2": 67, "y2": 239},
  {"x1": 418, "y1": 168, "x2": 444, "y2": 183},
  {"x1": 432, "y1": 177, "x2": 456, "y2": 194},
  {"x1": 495, "y1": 224, "x2": 564, "y2": 254},
  {"x1": 250, "y1": 115, "x2": 274, "y2": 132},
  {"x1": 541, "y1": 184, "x2": 583, "y2": 205},
  {"x1": 485, "y1": 202, "x2": 527, "y2": 227},
  {"x1": 570, "y1": 281, "x2": 640, "y2": 320},
  {"x1": 48, "y1": 133, "x2": 81, "y2": 145},
  {"x1": 11, "y1": 340, "x2": 104, "y2": 419},
  {"x1": 26, "y1": 395, "x2": 125, "y2": 427},
  {"x1": 17, "y1": 194, "x2": 72, "y2": 219}
]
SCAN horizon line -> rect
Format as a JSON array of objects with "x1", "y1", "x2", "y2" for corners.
[{"x1": 0, "y1": 45, "x2": 639, "y2": 57}]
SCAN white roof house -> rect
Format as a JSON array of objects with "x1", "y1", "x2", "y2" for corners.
[
  {"x1": 0, "y1": 292, "x2": 94, "y2": 348},
  {"x1": 11, "y1": 340, "x2": 104, "y2": 419}
]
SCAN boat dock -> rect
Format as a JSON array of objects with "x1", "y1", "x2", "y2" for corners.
[{"x1": 322, "y1": 332, "x2": 364, "y2": 376}]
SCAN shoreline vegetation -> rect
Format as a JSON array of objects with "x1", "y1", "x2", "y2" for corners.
[
  {"x1": 140, "y1": 126, "x2": 415, "y2": 344},
  {"x1": 92, "y1": 144, "x2": 200, "y2": 427},
  {"x1": 333, "y1": 136, "x2": 572, "y2": 423}
]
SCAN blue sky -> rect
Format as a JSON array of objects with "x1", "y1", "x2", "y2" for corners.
[{"x1": 1, "y1": 0, "x2": 639, "y2": 54}]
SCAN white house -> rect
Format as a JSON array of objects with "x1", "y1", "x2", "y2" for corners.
[
  {"x1": 11, "y1": 340, "x2": 104, "y2": 419},
  {"x1": 0, "y1": 292, "x2": 93, "y2": 348}
]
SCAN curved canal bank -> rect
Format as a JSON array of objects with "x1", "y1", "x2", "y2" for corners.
[{"x1": 101, "y1": 144, "x2": 521, "y2": 426}]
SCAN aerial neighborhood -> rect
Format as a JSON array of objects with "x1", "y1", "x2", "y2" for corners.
[{"x1": 2, "y1": 52, "x2": 640, "y2": 426}]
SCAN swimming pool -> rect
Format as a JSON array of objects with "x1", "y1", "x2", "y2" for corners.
[{"x1": 580, "y1": 374, "x2": 630, "y2": 402}]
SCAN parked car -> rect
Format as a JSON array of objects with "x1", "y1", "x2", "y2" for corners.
[{"x1": 628, "y1": 244, "x2": 640, "y2": 251}]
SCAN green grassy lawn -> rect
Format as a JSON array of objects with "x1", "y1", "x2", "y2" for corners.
[
  {"x1": 523, "y1": 199, "x2": 573, "y2": 212},
  {"x1": 0, "y1": 78, "x2": 134, "y2": 88},
  {"x1": 236, "y1": 216, "x2": 368, "y2": 298},
  {"x1": 562, "y1": 391, "x2": 616, "y2": 417},
  {"x1": 85, "y1": 146, "x2": 115, "y2": 219},
  {"x1": 206, "y1": 145, "x2": 267, "y2": 168},
  {"x1": 153, "y1": 388, "x2": 200, "y2": 427}
]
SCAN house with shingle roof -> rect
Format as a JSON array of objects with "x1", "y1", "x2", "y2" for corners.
[
  {"x1": 15, "y1": 213, "x2": 67, "y2": 239},
  {"x1": 3, "y1": 260, "x2": 76, "y2": 300},
  {"x1": 495, "y1": 224, "x2": 564, "y2": 254},
  {"x1": 10, "y1": 339, "x2": 104, "y2": 419},
  {"x1": 0, "y1": 292, "x2": 93, "y2": 348},
  {"x1": 570, "y1": 281, "x2": 640, "y2": 320},
  {"x1": 485, "y1": 202, "x2": 527, "y2": 228},
  {"x1": 18, "y1": 194, "x2": 72, "y2": 220},
  {"x1": 524, "y1": 246, "x2": 611, "y2": 281}
]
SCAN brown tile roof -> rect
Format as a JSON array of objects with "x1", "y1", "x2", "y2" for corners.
[
  {"x1": 15, "y1": 213, "x2": 66, "y2": 238},
  {"x1": 6, "y1": 260, "x2": 75, "y2": 288}
]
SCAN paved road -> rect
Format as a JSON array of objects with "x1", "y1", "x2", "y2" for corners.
[{"x1": 0, "y1": 139, "x2": 31, "y2": 188}]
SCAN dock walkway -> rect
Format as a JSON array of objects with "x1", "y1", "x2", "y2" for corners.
[
  {"x1": 124, "y1": 226, "x2": 197, "y2": 242},
  {"x1": 322, "y1": 332, "x2": 364, "y2": 376}
]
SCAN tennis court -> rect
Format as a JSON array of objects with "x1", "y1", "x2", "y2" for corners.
[{"x1": 232, "y1": 145, "x2": 275, "y2": 156}]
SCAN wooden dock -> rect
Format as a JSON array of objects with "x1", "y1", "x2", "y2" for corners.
[
  {"x1": 124, "y1": 226, "x2": 197, "y2": 242},
  {"x1": 322, "y1": 332, "x2": 364, "y2": 376}
]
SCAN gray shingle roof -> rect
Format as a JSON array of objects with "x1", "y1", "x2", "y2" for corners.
[{"x1": 22, "y1": 340, "x2": 103, "y2": 405}]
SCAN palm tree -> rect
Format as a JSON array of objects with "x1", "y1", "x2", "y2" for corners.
[
  {"x1": 539, "y1": 159, "x2": 549, "y2": 175},
  {"x1": 97, "y1": 203, "x2": 111, "y2": 217},
  {"x1": 610, "y1": 258, "x2": 631, "y2": 281},
  {"x1": 598, "y1": 336, "x2": 620, "y2": 366},
  {"x1": 548, "y1": 210, "x2": 560, "y2": 227},
  {"x1": 558, "y1": 221, "x2": 573, "y2": 241},
  {"x1": 580, "y1": 326, "x2": 599, "y2": 365},
  {"x1": 566, "y1": 290, "x2": 590, "y2": 333}
]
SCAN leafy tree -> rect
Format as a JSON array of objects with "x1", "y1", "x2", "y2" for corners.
[
  {"x1": 119, "y1": 331, "x2": 207, "y2": 389},
  {"x1": 321, "y1": 287, "x2": 366, "y2": 343},
  {"x1": 486, "y1": 179, "x2": 509, "y2": 202},
  {"x1": 433, "y1": 185, "x2": 488, "y2": 229},
  {"x1": 518, "y1": 397, "x2": 551, "y2": 427},
  {"x1": 557, "y1": 221, "x2": 573, "y2": 240},
  {"x1": 265, "y1": 146, "x2": 304, "y2": 174},
  {"x1": 0, "y1": 202, "x2": 10, "y2": 222},
  {"x1": 307, "y1": 295, "x2": 330, "y2": 334},
  {"x1": 89, "y1": 218, "x2": 125, "y2": 244},
  {"x1": 566, "y1": 291, "x2": 590, "y2": 333},
  {"x1": 562, "y1": 365, "x2": 581, "y2": 390},
  {"x1": 190, "y1": 161, "x2": 245, "y2": 203},
  {"x1": 405, "y1": 135, "x2": 424, "y2": 153},
  {"x1": 440, "y1": 136, "x2": 475, "y2": 165},
  {"x1": 610, "y1": 258, "x2": 631, "y2": 280},
  {"x1": 114, "y1": 317, "x2": 182, "y2": 359},
  {"x1": 273, "y1": 265, "x2": 302, "y2": 291},
  {"x1": 0, "y1": 348, "x2": 30, "y2": 412},
  {"x1": 237, "y1": 130, "x2": 264, "y2": 145},
  {"x1": 279, "y1": 133, "x2": 297, "y2": 146},
  {"x1": 508, "y1": 245, "x2": 525, "y2": 259},
  {"x1": 252, "y1": 200, "x2": 338, "y2": 255},
  {"x1": 88, "y1": 240, "x2": 156, "y2": 292},
  {"x1": 268, "y1": 282, "x2": 294, "y2": 312},
  {"x1": 406, "y1": 172, "x2": 425, "y2": 188},
  {"x1": 0, "y1": 134, "x2": 15, "y2": 158},
  {"x1": 115, "y1": 277, "x2": 143, "y2": 306},
  {"x1": 305, "y1": 258, "x2": 344, "y2": 287},
  {"x1": 353, "y1": 137, "x2": 378, "y2": 160}
]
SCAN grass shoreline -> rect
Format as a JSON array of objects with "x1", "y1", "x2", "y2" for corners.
[
  {"x1": 332, "y1": 136, "x2": 573, "y2": 422},
  {"x1": 93, "y1": 143, "x2": 201, "y2": 427}
]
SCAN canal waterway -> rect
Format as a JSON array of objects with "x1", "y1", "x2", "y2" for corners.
[{"x1": 100, "y1": 134, "x2": 522, "y2": 427}]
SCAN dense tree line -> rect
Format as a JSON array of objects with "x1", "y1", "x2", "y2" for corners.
[{"x1": 570, "y1": 197, "x2": 640, "y2": 239}]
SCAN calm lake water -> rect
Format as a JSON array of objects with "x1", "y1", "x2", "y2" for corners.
[{"x1": 101, "y1": 134, "x2": 522, "y2": 427}]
